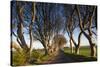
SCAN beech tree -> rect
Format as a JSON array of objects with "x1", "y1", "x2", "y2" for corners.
[
  {"x1": 64, "y1": 5, "x2": 80, "y2": 53},
  {"x1": 11, "y1": 1, "x2": 36, "y2": 61},
  {"x1": 33, "y1": 3, "x2": 65, "y2": 55},
  {"x1": 64, "y1": 5, "x2": 97, "y2": 55},
  {"x1": 76, "y1": 5, "x2": 97, "y2": 57}
]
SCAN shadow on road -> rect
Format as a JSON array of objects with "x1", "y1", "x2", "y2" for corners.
[{"x1": 38, "y1": 50, "x2": 97, "y2": 64}]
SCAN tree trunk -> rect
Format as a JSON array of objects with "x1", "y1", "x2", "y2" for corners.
[
  {"x1": 75, "y1": 46, "x2": 79, "y2": 54},
  {"x1": 75, "y1": 31, "x2": 82, "y2": 54},
  {"x1": 17, "y1": 23, "x2": 30, "y2": 62},
  {"x1": 17, "y1": 22, "x2": 29, "y2": 52},
  {"x1": 70, "y1": 33, "x2": 77, "y2": 54},
  {"x1": 29, "y1": 24, "x2": 33, "y2": 59},
  {"x1": 16, "y1": 2, "x2": 29, "y2": 53},
  {"x1": 88, "y1": 29, "x2": 96, "y2": 57},
  {"x1": 44, "y1": 44, "x2": 49, "y2": 55},
  {"x1": 90, "y1": 43, "x2": 96, "y2": 57},
  {"x1": 41, "y1": 41, "x2": 49, "y2": 55},
  {"x1": 82, "y1": 30, "x2": 96, "y2": 57},
  {"x1": 44, "y1": 47, "x2": 48, "y2": 55},
  {"x1": 29, "y1": 3, "x2": 36, "y2": 61},
  {"x1": 70, "y1": 36, "x2": 73, "y2": 53},
  {"x1": 76, "y1": 5, "x2": 96, "y2": 57}
]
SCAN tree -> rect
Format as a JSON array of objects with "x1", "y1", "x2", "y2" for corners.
[
  {"x1": 64, "y1": 5, "x2": 74, "y2": 53},
  {"x1": 64, "y1": 5, "x2": 80, "y2": 53},
  {"x1": 49, "y1": 34, "x2": 67, "y2": 56},
  {"x1": 16, "y1": 1, "x2": 29, "y2": 52},
  {"x1": 76, "y1": 5, "x2": 97, "y2": 57},
  {"x1": 33, "y1": 3, "x2": 65, "y2": 55},
  {"x1": 64, "y1": 5, "x2": 97, "y2": 55},
  {"x1": 11, "y1": 1, "x2": 36, "y2": 63},
  {"x1": 29, "y1": 2, "x2": 36, "y2": 56}
]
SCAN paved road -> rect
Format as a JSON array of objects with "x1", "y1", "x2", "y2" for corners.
[
  {"x1": 41, "y1": 50, "x2": 76, "y2": 64},
  {"x1": 40, "y1": 50, "x2": 97, "y2": 64}
]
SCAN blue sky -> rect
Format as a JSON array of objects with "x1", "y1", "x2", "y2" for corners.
[{"x1": 11, "y1": 1, "x2": 97, "y2": 49}]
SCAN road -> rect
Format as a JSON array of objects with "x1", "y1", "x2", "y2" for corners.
[{"x1": 40, "y1": 50, "x2": 97, "y2": 64}]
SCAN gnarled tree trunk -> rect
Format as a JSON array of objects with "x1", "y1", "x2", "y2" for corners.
[
  {"x1": 41, "y1": 40, "x2": 49, "y2": 55},
  {"x1": 76, "y1": 5, "x2": 96, "y2": 57},
  {"x1": 70, "y1": 34, "x2": 73, "y2": 53},
  {"x1": 75, "y1": 32, "x2": 82, "y2": 54}
]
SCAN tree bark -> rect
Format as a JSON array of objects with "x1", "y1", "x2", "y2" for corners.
[
  {"x1": 29, "y1": 24, "x2": 33, "y2": 58},
  {"x1": 16, "y1": 2, "x2": 29, "y2": 53},
  {"x1": 76, "y1": 5, "x2": 96, "y2": 57},
  {"x1": 41, "y1": 41, "x2": 49, "y2": 55},
  {"x1": 29, "y1": 3, "x2": 36, "y2": 57},
  {"x1": 17, "y1": 21, "x2": 29, "y2": 52},
  {"x1": 90, "y1": 43, "x2": 96, "y2": 57},
  {"x1": 70, "y1": 34, "x2": 73, "y2": 53},
  {"x1": 75, "y1": 31, "x2": 82, "y2": 54}
]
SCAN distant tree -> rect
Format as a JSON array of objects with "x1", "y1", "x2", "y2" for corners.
[{"x1": 48, "y1": 34, "x2": 67, "y2": 56}]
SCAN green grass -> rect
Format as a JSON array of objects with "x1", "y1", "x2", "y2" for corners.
[
  {"x1": 12, "y1": 46, "x2": 97, "y2": 66},
  {"x1": 12, "y1": 51, "x2": 27, "y2": 66},
  {"x1": 11, "y1": 49, "x2": 51, "y2": 66},
  {"x1": 64, "y1": 46, "x2": 97, "y2": 57},
  {"x1": 79, "y1": 47, "x2": 91, "y2": 57}
]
